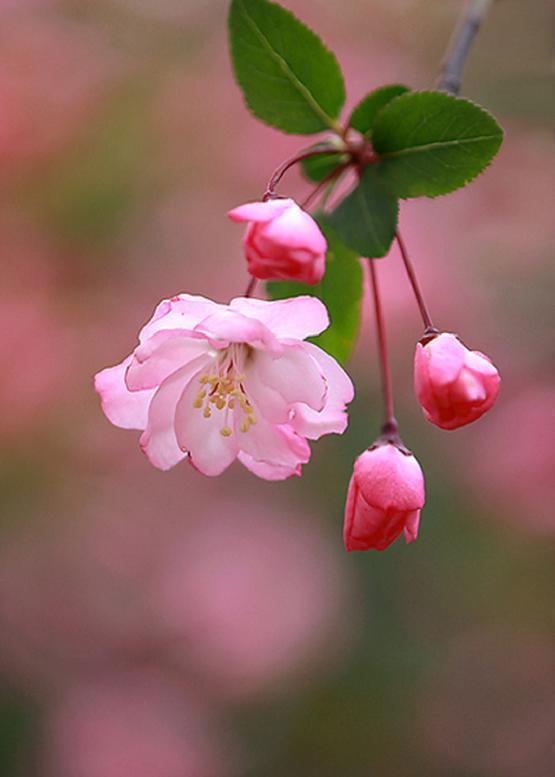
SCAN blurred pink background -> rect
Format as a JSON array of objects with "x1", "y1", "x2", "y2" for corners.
[{"x1": 0, "y1": 1, "x2": 553, "y2": 775}]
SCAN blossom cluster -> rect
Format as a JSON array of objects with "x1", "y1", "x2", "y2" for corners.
[{"x1": 95, "y1": 195, "x2": 500, "y2": 552}]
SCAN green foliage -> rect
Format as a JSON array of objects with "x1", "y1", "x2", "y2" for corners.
[
  {"x1": 267, "y1": 215, "x2": 363, "y2": 364},
  {"x1": 372, "y1": 91, "x2": 504, "y2": 197},
  {"x1": 0, "y1": 691, "x2": 36, "y2": 776},
  {"x1": 348, "y1": 84, "x2": 409, "y2": 137},
  {"x1": 329, "y1": 167, "x2": 398, "y2": 258},
  {"x1": 300, "y1": 146, "x2": 348, "y2": 182},
  {"x1": 228, "y1": 0, "x2": 345, "y2": 134}
]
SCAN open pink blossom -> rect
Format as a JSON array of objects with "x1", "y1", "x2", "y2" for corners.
[
  {"x1": 227, "y1": 198, "x2": 327, "y2": 284},
  {"x1": 415, "y1": 332, "x2": 500, "y2": 430},
  {"x1": 95, "y1": 294, "x2": 353, "y2": 479},
  {"x1": 343, "y1": 443, "x2": 425, "y2": 552}
]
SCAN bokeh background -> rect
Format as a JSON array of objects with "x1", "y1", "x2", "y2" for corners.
[{"x1": 0, "y1": 1, "x2": 554, "y2": 775}]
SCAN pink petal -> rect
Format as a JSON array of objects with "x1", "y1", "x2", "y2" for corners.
[
  {"x1": 227, "y1": 199, "x2": 294, "y2": 224},
  {"x1": 454, "y1": 368, "x2": 487, "y2": 403},
  {"x1": 236, "y1": 400, "x2": 310, "y2": 471},
  {"x1": 354, "y1": 446, "x2": 425, "y2": 511},
  {"x1": 292, "y1": 406, "x2": 348, "y2": 439},
  {"x1": 139, "y1": 294, "x2": 224, "y2": 343},
  {"x1": 303, "y1": 342, "x2": 354, "y2": 402},
  {"x1": 174, "y1": 370, "x2": 239, "y2": 477},
  {"x1": 237, "y1": 451, "x2": 302, "y2": 480},
  {"x1": 95, "y1": 356, "x2": 154, "y2": 430},
  {"x1": 243, "y1": 369, "x2": 289, "y2": 424},
  {"x1": 140, "y1": 355, "x2": 211, "y2": 470},
  {"x1": 249, "y1": 345, "x2": 327, "y2": 412},
  {"x1": 403, "y1": 509, "x2": 421, "y2": 544},
  {"x1": 289, "y1": 344, "x2": 354, "y2": 439},
  {"x1": 465, "y1": 349, "x2": 499, "y2": 377},
  {"x1": 194, "y1": 310, "x2": 282, "y2": 355},
  {"x1": 126, "y1": 330, "x2": 212, "y2": 391},
  {"x1": 229, "y1": 296, "x2": 329, "y2": 340},
  {"x1": 263, "y1": 204, "x2": 327, "y2": 253},
  {"x1": 414, "y1": 343, "x2": 434, "y2": 405},
  {"x1": 425, "y1": 333, "x2": 466, "y2": 386}
]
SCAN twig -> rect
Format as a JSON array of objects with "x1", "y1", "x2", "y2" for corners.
[{"x1": 437, "y1": 0, "x2": 494, "y2": 95}]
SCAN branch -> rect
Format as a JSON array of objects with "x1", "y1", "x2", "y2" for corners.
[{"x1": 437, "y1": 0, "x2": 494, "y2": 95}]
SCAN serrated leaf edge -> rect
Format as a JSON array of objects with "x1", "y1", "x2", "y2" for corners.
[
  {"x1": 348, "y1": 84, "x2": 410, "y2": 135},
  {"x1": 372, "y1": 90, "x2": 504, "y2": 198},
  {"x1": 229, "y1": 0, "x2": 345, "y2": 134}
]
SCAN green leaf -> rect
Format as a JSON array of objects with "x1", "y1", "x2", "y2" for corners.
[
  {"x1": 329, "y1": 167, "x2": 398, "y2": 257},
  {"x1": 300, "y1": 146, "x2": 348, "y2": 182},
  {"x1": 348, "y1": 84, "x2": 409, "y2": 137},
  {"x1": 228, "y1": 0, "x2": 345, "y2": 134},
  {"x1": 267, "y1": 215, "x2": 362, "y2": 364},
  {"x1": 372, "y1": 91, "x2": 504, "y2": 197}
]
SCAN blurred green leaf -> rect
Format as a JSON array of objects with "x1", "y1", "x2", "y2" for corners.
[
  {"x1": 300, "y1": 147, "x2": 348, "y2": 183},
  {"x1": 267, "y1": 215, "x2": 362, "y2": 363},
  {"x1": 372, "y1": 91, "x2": 503, "y2": 197},
  {"x1": 348, "y1": 84, "x2": 409, "y2": 137},
  {"x1": 24, "y1": 86, "x2": 153, "y2": 247},
  {"x1": 0, "y1": 691, "x2": 36, "y2": 776},
  {"x1": 228, "y1": 0, "x2": 345, "y2": 134},
  {"x1": 329, "y1": 167, "x2": 398, "y2": 257}
]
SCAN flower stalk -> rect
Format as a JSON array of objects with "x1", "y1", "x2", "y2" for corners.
[
  {"x1": 395, "y1": 231, "x2": 438, "y2": 335},
  {"x1": 368, "y1": 259, "x2": 397, "y2": 439},
  {"x1": 263, "y1": 147, "x2": 343, "y2": 201}
]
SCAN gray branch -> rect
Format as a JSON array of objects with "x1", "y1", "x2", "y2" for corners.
[{"x1": 437, "y1": 0, "x2": 494, "y2": 95}]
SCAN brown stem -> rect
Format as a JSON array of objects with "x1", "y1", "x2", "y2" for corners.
[
  {"x1": 437, "y1": 0, "x2": 494, "y2": 95},
  {"x1": 395, "y1": 231, "x2": 437, "y2": 334},
  {"x1": 244, "y1": 276, "x2": 257, "y2": 298},
  {"x1": 368, "y1": 259, "x2": 397, "y2": 434},
  {"x1": 300, "y1": 162, "x2": 349, "y2": 210},
  {"x1": 264, "y1": 147, "x2": 342, "y2": 200}
]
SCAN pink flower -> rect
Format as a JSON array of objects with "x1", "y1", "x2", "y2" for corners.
[
  {"x1": 343, "y1": 443, "x2": 425, "y2": 552},
  {"x1": 227, "y1": 198, "x2": 327, "y2": 285},
  {"x1": 95, "y1": 294, "x2": 353, "y2": 479},
  {"x1": 414, "y1": 332, "x2": 500, "y2": 430}
]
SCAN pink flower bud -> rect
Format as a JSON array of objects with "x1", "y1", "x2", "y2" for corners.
[
  {"x1": 343, "y1": 443, "x2": 425, "y2": 552},
  {"x1": 414, "y1": 332, "x2": 500, "y2": 430},
  {"x1": 227, "y1": 198, "x2": 327, "y2": 285}
]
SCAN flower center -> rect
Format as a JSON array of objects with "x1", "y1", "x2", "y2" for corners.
[{"x1": 192, "y1": 346, "x2": 256, "y2": 437}]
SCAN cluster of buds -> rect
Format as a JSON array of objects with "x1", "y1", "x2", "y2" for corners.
[
  {"x1": 344, "y1": 324, "x2": 501, "y2": 552},
  {"x1": 227, "y1": 185, "x2": 500, "y2": 553},
  {"x1": 96, "y1": 143, "x2": 500, "y2": 553}
]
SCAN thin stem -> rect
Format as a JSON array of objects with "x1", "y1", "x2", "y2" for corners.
[
  {"x1": 368, "y1": 259, "x2": 396, "y2": 433},
  {"x1": 395, "y1": 231, "x2": 437, "y2": 334},
  {"x1": 264, "y1": 147, "x2": 342, "y2": 200},
  {"x1": 299, "y1": 162, "x2": 348, "y2": 211},
  {"x1": 437, "y1": 0, "x2": 494, "y2": 95},
  {"x1": 244, "y1": 276, "x2": 257, "y2": 298}
]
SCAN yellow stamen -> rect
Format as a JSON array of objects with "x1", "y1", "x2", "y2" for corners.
[{"x1": 193, "y1": 350, "x2": 255, "y2": 434}]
